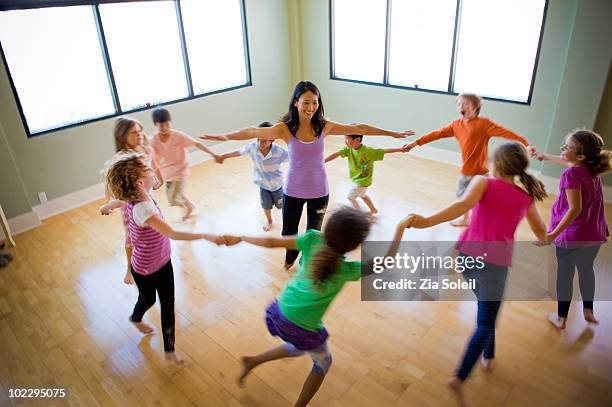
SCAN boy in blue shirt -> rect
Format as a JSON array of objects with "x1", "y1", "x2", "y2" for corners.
[{"x1": 220, "y1": 122, "x2": 289, "y2": 231}]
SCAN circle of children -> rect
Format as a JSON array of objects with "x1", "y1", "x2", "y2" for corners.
[{"x1": 100, "y1": 81, "x2": 610, "y2": 407}]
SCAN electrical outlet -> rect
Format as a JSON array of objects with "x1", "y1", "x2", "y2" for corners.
[{"x1": 38, "y1": 191, "x2": 48, "y2": 204}]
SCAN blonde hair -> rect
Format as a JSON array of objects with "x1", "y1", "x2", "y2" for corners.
[
  {"x1": 492, "y1": 142, "x2": 547, "y2": 201},
  {"x1": 567, "y1": 129, "x2": 611, "y2": 176},
  {"x1": 457, "y1": 93, "x2": 483, "y2": 115},
  {"x1": 105, "y1": 153, "x2": 148, "y2": 202}
]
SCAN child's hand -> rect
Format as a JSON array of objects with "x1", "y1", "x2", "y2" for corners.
[
  {"x1": 222, "y1": 235, "x2": 242, "y2": 246},
  {"x1": 535, "y1": 151, "x2": 548, "y2": 161},
  {"x1": 533, "y1": 233, "x2": 554, "y2": 246},
  {"x1": 405, "y1": 213, "x2": 427, "y2": 229},
  {"x1": 153, "y1": 178, "x2": 164, "y2": 190},
  {"x1": 526, "y1": 145, "x2": 538, "y2": 157},
  {"x1": 200, "y1": 135, "x2": 228, "y2": 141},
  {"x1": 209, "y1": 235, "x2": 227, "y2": 245},
  {"x1": 398, "y1": 215, "x2": 416, "y2": 229},
  {"x1": 393, "y1": 130, "x2": 415, "y2": 138},
  {"x1": 100, "y1": 204, "x2": 113, "y2": 215},
  {"x1": 402, "y1": 142, "x2": 417, "y2": 152},
  {"x1": 123, "y1": 271, "x2": 134, "y2": 285}
]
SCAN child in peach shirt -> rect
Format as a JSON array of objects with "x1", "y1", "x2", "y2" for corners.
[
  {"x1": 150, "y1": 108, "x2": 221, "y2": 220},
  {"x1": 405, "y1": 93, "x2": 535, "y2": 226}
]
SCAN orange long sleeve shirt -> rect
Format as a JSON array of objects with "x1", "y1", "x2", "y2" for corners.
[{"x1": 415, "y1": 117, "x2": 529, "y2": 176}]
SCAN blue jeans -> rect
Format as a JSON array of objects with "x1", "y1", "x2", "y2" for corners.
[{"x1": 456, "y1": 257, "x2": 508, "y2": 381}]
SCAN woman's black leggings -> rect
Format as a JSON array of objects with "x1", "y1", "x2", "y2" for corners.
[
  {"x1": 555, "y1": 245, "x2": 601, "y2": 318},
  {"x1": 281, "y1": 194, "x2": 329, "y2": 265},
  {"x1": 130, "y1": 260, "x2": 175, "y2": 352}
]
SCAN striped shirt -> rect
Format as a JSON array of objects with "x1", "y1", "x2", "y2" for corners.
[
  {"x1": 239, "y1": 141, "x2": 289, "y2": 191},
  {"x1": 127, "y1": 196, "x2": 171, "y2": 275}
]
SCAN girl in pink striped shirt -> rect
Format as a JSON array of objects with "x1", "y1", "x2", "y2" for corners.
[{"x1": 106, "y1": 153, "x2": 223, "y2": 364}]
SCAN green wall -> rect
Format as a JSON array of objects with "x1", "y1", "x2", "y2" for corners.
[
  {"x1": 2, "y1": 0, "x2": 611, "y2": 221},
  {"x1": 297, "y1": 0, "x2": 612, "y2": 183},
  {"x1": 0, "y1": 0, "x2": 294, "y2": 219}
]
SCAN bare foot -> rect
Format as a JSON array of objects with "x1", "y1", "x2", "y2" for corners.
[
  {"x1": 262, "y1": 222, "x2": 273, "y2": 232},
  {"x1": 450, "y1": 219, "x2": 469, "y2": 227},
  {"x1": 165, "y1": 351, "x2": 185, "y2": 365},
  {"x1": 130, "y1": 319, "x2": 154, "y2": 334},
  {"x1": 584, "y1": 309, "x2": 599, "y2": 325},
  {"x1": 480, "y1": 357, "x2": 494, "y2": 372},
  {"x1": 447, "y1": 377, "x2": 468, "y2": 407},
  {"x1": 547, "y1": 312, "x2": 566, "y2": 329},
  {"x1": 238, "y1": 356, "x2": 256, "y2": 387},
  {"x1": 123, "y1": 270, "x2": 134, "y2": 285},
  {"x1": 283, "y1": 262, "x2": 294, "y2": 271},
  {"x1": 182, "y1": 202, "x2": 195, "y2": 221}
]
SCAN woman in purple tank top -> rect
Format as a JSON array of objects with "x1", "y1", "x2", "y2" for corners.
[
  {"x1": 406, "y1": 143, "x2": 548, "y2": 406},
  {"x1": 202, "y1": 81, "x2": 414, "y2": 268}
]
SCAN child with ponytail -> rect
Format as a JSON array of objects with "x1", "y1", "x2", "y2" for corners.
[
  {"x1": 221, "y1": 207, "x2": 412, "y2": 407},
  {"x1": 407, "y1": 142, "x2": 548, "y2": 406},
  {"x1": 538, "y1": 129, "x2": 610, "y2": 329}
]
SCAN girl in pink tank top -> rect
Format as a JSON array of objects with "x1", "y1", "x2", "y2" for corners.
[
  {"x1": 407, "y1": 143, "x2": 548, "y2": 406},
  {"x1": 105, "y1": 153, "x2": 223, "y2": 364}
]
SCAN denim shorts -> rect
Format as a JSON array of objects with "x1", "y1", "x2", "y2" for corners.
[{"x1": 260, "y1": 187, "x2": 283, "y2": 210}]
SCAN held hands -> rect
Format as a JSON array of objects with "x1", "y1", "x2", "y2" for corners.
[
  {"x1": 207, "y1": 235, "x2": 242, "y2": 246},
  {"x1": 402, "y1": 141, "x2": 418, "y2": 152},
  {"x1": 532, "y1": 233, "x2": 554, "y2": 246},
  {"x1": 401, "y1": 213, "x2": 427, "y2": 229},
  {"x1": 200, "y1": 135, "x2": 229, "y2": 142},
  {"x1": 213, "y1": 154, "x2": 224, "y2": 164}
]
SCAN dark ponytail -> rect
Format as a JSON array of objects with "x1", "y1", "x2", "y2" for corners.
[
  {"x1": 492, "y1": 142, "x2": 547, "y2": 202},
  {"x1": 310, "y1": 207, "x2": 372, "y2": 285},
  {"x1": 569, "y1": 129, "x2": 611, "y2": 176}
]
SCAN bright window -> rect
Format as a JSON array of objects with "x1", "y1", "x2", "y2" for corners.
[
  {"x1": 99, "y1": 1, "x2": 189, "y2": 110},
  {"x1": 332, "y1": 0, "x2": 387, "y2": 83},
  {"x1": 181, "y1": 0, "x2": 248, "y2": 95},
  {"x1": 0, "y1": 6, "x2": 115, "y2": 133}
]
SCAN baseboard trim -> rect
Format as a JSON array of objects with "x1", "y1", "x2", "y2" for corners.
[
  {"x1": 8, "y1": 140, "x2": 250, "y2": 236},
  {"x1": 5, "y1": 210, "x2": 41, "y2": 237}
]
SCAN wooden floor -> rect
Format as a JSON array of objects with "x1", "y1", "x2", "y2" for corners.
[{"x1": 1, "y1": 138, "x2": 611, "y2": 407}]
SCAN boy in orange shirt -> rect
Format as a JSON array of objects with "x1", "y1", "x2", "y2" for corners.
[{"x1": 404, "y1": 93, "x2": 536, "y2": 226}]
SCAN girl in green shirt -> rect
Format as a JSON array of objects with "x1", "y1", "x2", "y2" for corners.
[{"x1": 222, "y1": 207, "x2": 412, "y2": 407}]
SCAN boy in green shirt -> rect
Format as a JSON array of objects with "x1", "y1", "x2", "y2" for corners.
[{"x1": 326, "y1": 134, "x2": 409, "y2": 214}]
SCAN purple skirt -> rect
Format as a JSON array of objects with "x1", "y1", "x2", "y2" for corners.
[{"x1": 265, "y1": 301, "x2": 328, "y2": 351}]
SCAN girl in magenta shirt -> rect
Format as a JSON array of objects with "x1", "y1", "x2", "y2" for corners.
[
  {"x1": 408, "y1": 143, "x2": 548, "y2": 406},
  {"x1": 538, "y1": 130, "x2": 610, "y2": 329},
  {"x1": 105, "y1": 154, "x2": 223, "y2": 364}
]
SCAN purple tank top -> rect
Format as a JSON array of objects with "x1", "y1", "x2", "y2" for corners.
[{"x1": 284, "y1": 135, "x2": 329, "y2": 199}]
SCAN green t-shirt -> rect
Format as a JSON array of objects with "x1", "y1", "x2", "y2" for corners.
[
  {"x1": 278, "y1": 230, "x2": 362, "y2": 332},
  {"x1": 339, "y1": 145, "x2": 385, "y2": 187}
]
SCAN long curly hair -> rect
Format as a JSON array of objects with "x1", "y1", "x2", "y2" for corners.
[{"x1": 105, "y1": 153, "x2": 148, "y2": 202}]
